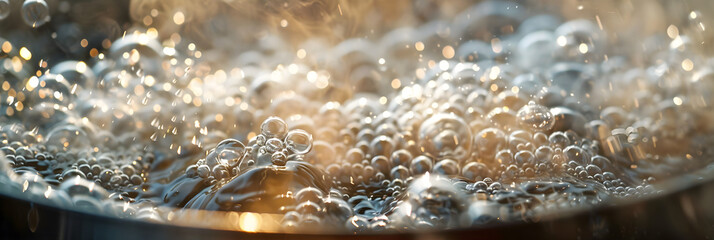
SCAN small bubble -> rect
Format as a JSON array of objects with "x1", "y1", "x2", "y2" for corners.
[
  {"x1": 21, "y1": 0, "x2": 50, "y2": 28},
  {"x1": 0, "y1": 0, "x2": 10, "y2": 20},
  {"x1": 285, "y1": 130, "x2": 312, "y2": 155},
  {"x1": 261, "y1": 117, "x2": 288, "y2": 139}
]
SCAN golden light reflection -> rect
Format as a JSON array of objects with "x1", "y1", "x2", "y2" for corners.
[
  {"x1": 173, "y1": 11, "x2": 185, "y2": 25},
  {"x1": 442, "y1": 45, "x2": 455, "y2": 59},
  {"x1": 1, "y1": 41, "x2": 11, "y2": 53},
  {"x1": 75, "y1": 61, "x2": 87, "y2": 73},
  {"x1": 391, "y1": 78, "x2": 401, "y2": 89},
  {"x1": 415, "y1": 41, "x2": 425, "y2": 51},
  {"x1": 19, "y1": 47, "x2": 32, "y2": 60},
  {"x1": 681, "y1": 59, "x2": 694, "y2": 71},
  {"x1": 578, "y1": 43, "x2": 589, "y2": 54},
  {"x1": 238, "y1": 212, "x2": 261, "y2": 232}
]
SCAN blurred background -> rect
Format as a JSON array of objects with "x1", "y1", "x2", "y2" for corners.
[{"x1": 1, "y1": 0, "x2": 713, "y2": 68}]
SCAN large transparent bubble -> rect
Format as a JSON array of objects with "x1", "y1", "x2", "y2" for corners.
[{"x1": 418, "y1": 114, "x2": 473, "y2": 162}]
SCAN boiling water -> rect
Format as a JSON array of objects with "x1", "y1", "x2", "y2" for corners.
[{"x1": 1, "y1": 0, "x2": 714, "y2": 234}]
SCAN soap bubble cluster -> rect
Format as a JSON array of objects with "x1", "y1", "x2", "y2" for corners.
[{"x1": 182, "y1": 117, "x2": 313, "y2": 184}]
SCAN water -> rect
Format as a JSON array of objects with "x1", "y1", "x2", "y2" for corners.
[{"x1": 1, "y1": 0, "x2": 714, "y2": 234}]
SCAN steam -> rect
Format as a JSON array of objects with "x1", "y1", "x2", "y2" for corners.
[{"x1": 128, "y1": 0, "x2": 390, "y2": 48}]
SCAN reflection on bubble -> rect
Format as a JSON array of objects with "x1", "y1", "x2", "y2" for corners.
[
  {"x1": 0, "y1": 0, "x2": 10, "y2": 20},
  {"x1": 21, "y1": 0, "x2": 50, "y2": 28},
  {"x1": 419, "y1": 114, "x2": 473, "y2": 161},
  {"x1": 517, "y1": 101, "x2": 555, "y2": 132}
]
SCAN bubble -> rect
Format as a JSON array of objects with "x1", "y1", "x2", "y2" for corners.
[
  {"x1": 61, "y1": 169, "x2": 86, "y2": 180},
  {"x1": 59, "y1": 177, "x2": 109, "y2": 199},
  {"x1": 45, "y1": 125, "x2": 91, "y2": 150},
  {"x1": 462, "y1": 162, "x2": 491, "y2": 181},
  {"x1": 518, "y1": 14, "x2": 561, "y2": 34},
  {"x1": 210, "y1": 164, "x2": 228, "y2": 179},
  {"x1": 585, "y1": 164, "x2": 602, "y2": 175},
  {"x1": 515, "y1": 150, "x2": 536, "y2": 166},
  {"x1": 390, "y1": 150, "x2": 413, "y2": 167},
  {"x1": 0, "y1": 0, "x2": 10, "y2": 20},
  {"x1": 297, "y1": 201, "x2": 322, "y2": 216},
  {"x1": 549, "y1": 107, "x2": 587, "y2": 136},
  {"x1": 130, "y1": 175, "x2": 143, "y2": 185},
  {"x1": 517, "y1": 101, "x2": 555, "y2": 132},
  {"x1": 433, "y1": 159, "x2": 459, "y2": 176},
  {"x1": 271, "y1": 151, "x2": 288, "y2": 166},
  {"x1": 473, "y1": 128, "x2": 507, "y2": 159},
  {"x1": 50, "y1": 61, "x2": 97, "y2": 88},
  {"x1": 402, "y1": 174, "x2": 466, "y2": 228},
  {"x1": 564, "y1": 146, "x2": 589, "y2": 165},
  {"x1": 418, "y1": 114, "x2": 473, "y2": 161},
  {"x1": 494, "y1": 149, "x2": 514, "y2": 166},
  {"x1": 512, "y1": 74, "x2": 545, "y2": 97},
  {"x1": 554, "y1": 19, "x2": 605, "y2": 61},
  {"x1": 546, "y1": 62, "x2": 594, "y2": 96},
  {"x1": 285, "y1": 129, "x2": 313, "y2": 155},
  {"x1": 265, "y1": 138, "x2": 284, "y2": 153},
  {"x1": 261, "y1": 117, "x2": 289, "y2": 139},
  {"x1": 369, "y1": 135, "x2": 394, "y2": 157},
  {"x1": 409, "y1": 155, "x2": 433, "y2": 176},
  {"x1": 295, "y1": 187, "x2": 323, "y2": 203},
  {"x1": 600, "y1": 107, "x2": 628, "y2": 127},
  {"x1": 21, "y1": 0, "x2": 50, "y2": 28},
  {"x1": 457, "y1": 40, "x2": 495, "y2": 62},
  {"x1": 517, "y1": 31, "x2": 556, "y2": 69},
  {"x1": 370, "y1": 155, "x2": 391, "y2": 174},
  {"x1": 196, "y1": 165, "x2": 210, "y2": 178},
  {"x1": 390, "y1": 165, "x2": 410, "y2": 180},
  {"x1": 25, "y1": 74, "x2": 74, "y2": 107},
  {"x1": 453, "y1": 1, "x2": 524, "y2": 40},
  {"x1": 210, "y1": 139, "x2": 246, "y2": 167},
  {"x1": 306, "y1": 141, "x2": 335, "y2": 166}
]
